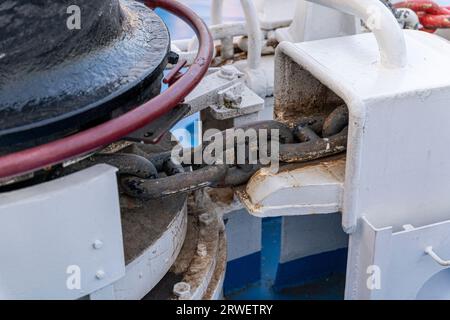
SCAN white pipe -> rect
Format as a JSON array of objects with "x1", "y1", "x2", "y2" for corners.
[
  {"x1": 211, "y1": 0, "x2": 263, "y2": 70},
  {"x1": 211, "y1": 0, "x2": 235, "y2": 60},
  {"x1": 240, "y1": 0, "x2": 262, "y2": 70},
  {"x1": 305, "y1": 0, "x2": 407, "y2": 68},
  {"x1": 211, "y1": 0, "x2": 224, "y2": 25}
]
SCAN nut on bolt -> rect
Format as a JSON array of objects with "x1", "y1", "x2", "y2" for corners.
[
  {"x1": 197, "y1": 243, "x2": 208, "y2": 257},
  {"x1": 93, "y1": 240, "x2": 103, "y2": 250},
  {"x1": 199, "y1": 213, "x2": 213, "y2": 226},
  {"x1": 218, "y1": 65, "x2": 242, "y2": 80},
  {"x1": 167, "y1": 51, "x2": 180, "y2": 65},
  {"x1": 173, "y1": 282, "x2": 191, "y2": 300},
  {"x1": 95, "y1": 270, "x2": 106, "y2": 280},
  {"x1": 223, "y1": 91, "x2": 242, "y2": 109}
]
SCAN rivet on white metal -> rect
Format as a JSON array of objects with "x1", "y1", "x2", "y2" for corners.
[
  {"x1": 95, "y1": 270, "x2": 106, "y2": 280},
  {"x1": 93, "y1": 240, "x2": 104, "y2": 250}
]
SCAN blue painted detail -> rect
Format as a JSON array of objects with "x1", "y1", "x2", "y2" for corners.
[
  {"x1": 224, "y1": 251, "x2": 262, "y2": 295},
  {"x1": 260, "y1": 218, "x2": 282, "y2": 281},
  {"x1": 226, "y1": 218, "x2": 346, "y2": 300},
  {"x1": 225, "y1": 218, "x2": 281, "y2": 299},
  {"x1": 185, "y1": 119, "x2": 198, "y2": 146},
  {"x1": 274, "y1": 248, "x2": 348, "y2": 291}
]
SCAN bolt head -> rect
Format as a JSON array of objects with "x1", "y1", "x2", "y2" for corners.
[
  {"x1": 95, "y1": 270, "x2": 106, "y2": 280},
  {"x1": 197, "y1": 243, "x2": 207, "y2": 257},
  {"x1": 173, "y1": 282, "x2": 191, "y2": 299},
  {"x1": 219, "y1": 66, "x2": 238, "y2": 80},
  {"x1": 93, "y1": 240, "x2": 103, "y2": 250},
  {"x1": 199, "y1": 213, "x2": 212, "y2": 226},
  {"x1": 220, "y1": 66, "x2": 235, "y2": 76}
]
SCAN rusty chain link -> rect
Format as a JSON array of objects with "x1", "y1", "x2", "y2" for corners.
[{"x1": 119, "y1": 104, "x2": 349, "y2": 200}]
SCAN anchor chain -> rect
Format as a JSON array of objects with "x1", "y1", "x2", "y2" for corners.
[{"x1": 119, "y1": 104, "x2": 349, "y2": 200}]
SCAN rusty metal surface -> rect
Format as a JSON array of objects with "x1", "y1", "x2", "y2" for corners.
[
  {"x1": 270, "y1": 153, "x2": 347, "y2": 175},
  {"x1": 202, "y1": 232, "x2": 227, "y2": 300},
  {"x1": 119, "y1": 105, "x2": 348, "y2": 199},
  {"x1": 322, "y1": 105, "x2": 349, "y2": 138},
  {"x1": 121, "y1": 165, "x2": 229, "y2": 199},
  {"x1": 54, "y1": 153, "x2": 159, "y2": 179},
  {"x1": 280, "y1": 127, "x2": 347, "y2": 163},
  {"x1": 120, "y1": 194, "x2": 187, "y2": 264},
  {"x1": 144, "y1": 193, "x2": 226, "y2": 300},
  {"x1": 274, "y1": 62, "x2": 344, "y2": 125},
  {"x1": 94, "y1": 134, "x2": 190, "y2": 264}
]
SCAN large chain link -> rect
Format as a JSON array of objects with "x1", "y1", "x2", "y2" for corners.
[{"x1": 119, "y1": 104, "x2": 349, "y2": 200}]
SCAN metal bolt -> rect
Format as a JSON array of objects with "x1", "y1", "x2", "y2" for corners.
[
  {"x1": 95, "y1": 270, "x2": 106, "y2": 280},
  {"x1": 223, "y1": 91, "x2": 242, "y2": 109},
  {"x1": 197, "y1": 243, "x2": 207, "y2": 257},
  {"x1": 218, "y1": 66, "x2": 237, "y2": 80},
  {"x1": 93, "y1": 240, "x2": 103, "y2": 250},
  {"x1": 173, "y1": 282, "x2": 191, "y2": 300},
  {"x1": 167, "y1": 51, "x2": 180, "y2": 65},
  {"x1": 403, "y1": 224, "x2": 414, "y2": 231},
  {"x1": 199, "y1": 213, "x2": 213, "y2": 226}
]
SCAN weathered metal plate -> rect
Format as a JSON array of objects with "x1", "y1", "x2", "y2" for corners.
[
  {"x1": 109, "y1": 194, "x2": 188, "y2": 300},
  {"x1": 237, "y1": 155, "x2": 346, "y2": 217},
  {"x1": 0, "y1": 165, "x2": 125, "y2": 299},
  {"x1": 346, "y1": 217, "x2": 450, "y2": 300},
  {"x1": 144, "y1": 195, "x2": 227, "y2": 300}
]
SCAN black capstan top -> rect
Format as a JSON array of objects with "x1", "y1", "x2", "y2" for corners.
[{"x1": 0, "y1": 0, "x2": 171, "y2": 154}]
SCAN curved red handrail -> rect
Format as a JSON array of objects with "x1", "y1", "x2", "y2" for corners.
[{"x1": 0, "y1": 0, "x2": 213, "y2": 180}]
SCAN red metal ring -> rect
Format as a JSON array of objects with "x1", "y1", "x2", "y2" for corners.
[{"x1": 0, "y1": 0, "x2": 213, "y2": 180}]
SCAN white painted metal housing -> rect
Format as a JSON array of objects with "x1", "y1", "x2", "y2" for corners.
[
  {"x1": 275, "y1": 0, "x2": 360, "y2": 43},
  {"x1": 237, "y1": 0, "x2": 450, "y2": 299},
  {"x1": 347, "y1": 218, "x2": 450, "y2": 299},
  {"x1": 239, "y1": 157, "x2": 345, "y2": 217},
  {"x1": 277, "y1": 24, "x2": 450, "y2": 300},
  {"x1": 253, "y1": 0, "x2": 297, "y2": 30},
  {"x1": 0, "y1": 165, "x2": 125, "y2": 299},
  {"x1": 277, "y1": 30, "x2": 450, "y2": 233},
  {"x1": 0, "y1": 164, "x2": 190, "y2": 300}
]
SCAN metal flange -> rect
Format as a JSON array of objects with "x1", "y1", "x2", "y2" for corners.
[{"x1": 144, "y1": 192, "x2": 227, "y2": 300}]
